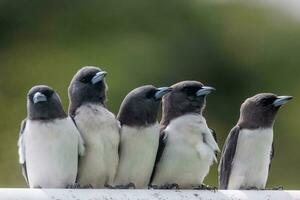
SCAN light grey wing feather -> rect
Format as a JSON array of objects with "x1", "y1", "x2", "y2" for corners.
[
  {"x1": 218, "y1": 126, "x2": 240, "y2": 189},
  {"x1": 18, "y1": 119, "x2": 28, "y2": 184}
]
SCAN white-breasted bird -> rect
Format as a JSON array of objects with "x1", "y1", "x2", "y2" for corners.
[
  {"x1": 150, "y1": 81, "x2": 219, "y2": 189},
  {"x1": 68, "y1": 66, "x2": 120, "y2": 188},
  {"x1": 18, "y1": 85, "x2": 85, "y2": 188},
  {"x1": 219, "y1": 93, "x2": 292, "y2": 190},
  {"x1": 114, "y1": 85, "x2": 172, "y2": 188}
]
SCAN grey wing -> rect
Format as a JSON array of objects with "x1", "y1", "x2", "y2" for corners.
[
  {"x1": 269, "y1": 143, "x2": 274, "y2": 170},
  {"x1": 70, "y1": 117, "x2": 85, "y2": 183},
  {"x1": 149, "y1": 128, "x2": 168, "y2": 185},
  {"x1": 18, "y1": 119, "x2": 28, "y2": 184},
  {"x1": 209, "y1": 128, "x2": 218, "y2": 156},
  {"x1": 209, "y1": 128, "x2": 217, "y2": 143},
  {"x1": 218, "y1": 126, "x2": 240, "y2": 189},
  {"x1": 70, "y1": 117, "x2": 85, "y2": 156}
]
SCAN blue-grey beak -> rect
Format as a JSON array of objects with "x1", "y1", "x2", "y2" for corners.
[
  {"x1": 273, "y1": 96, "x2": 293, "y2": 107},
  {"x1": 33, "y1": 92, "x2": 47, "y2": 104},
  {"x1": 196, "y1": 86, "x2": 216, "y2": 97},
  {"x1": 91, "y1": 71, "x2": 107, "y2": 84},
  {"x1": 155, "y1": 87, "x2": 172, "y2": 100}
]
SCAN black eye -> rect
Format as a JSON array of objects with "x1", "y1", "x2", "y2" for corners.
[
  {"x1": 182, "y1": 86, "x2": 198, "y2": 96},
  {"x1": 80, "y1": 76, "x2": 89, "y2": 83},
  {"x1": 261, "y1": 98, "x2": 274, "y2": 106},
  {"x1": 146, "y1": 90, "x2": 156, "y2": 99},
  {"x1": 40, "y1": 90, "x2": 53, "y2": 98}
]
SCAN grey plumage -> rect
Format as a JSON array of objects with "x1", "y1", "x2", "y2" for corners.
[
  {"x1": 114, "y1": 85, "x2": 171, "y2": 188},
  {"x1": 118, "y1": 86, "x2": 172, "y2": 127},
  {"x1": 68, "y1": 66, "x2": 107, "y2": 117},
  {"x1": 18, "y1": 85, "x2": 85, "y2": 188},
  {"x1": 219, "y1": 93, "x2": 292, "y2": 190},
  {"x1": 151, "y1": 81, "x2": 219, "y2": 188},
  {"x1": 68, "y1": 66, "x2": 120, "y2": 188},
  {"x1": 27, "y1": 86, "x2": 67, "y2": 120}
]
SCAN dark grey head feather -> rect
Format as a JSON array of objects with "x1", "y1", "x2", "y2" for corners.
[
  {"x1": 237, "y1": 93, "x2": 291, "y2": 129},
  {"x1": 118, "y1": 85, "x2": 171, "y2": 127},
  {"x1": 27, "y1": 85, "x2": 66, "y2": 120},
  {"x1": 68, "y1": 66, "x2": 107, "y2": 117},
  {"x1": 160, "y1": 81, "x2": 214, "y2": 128}
]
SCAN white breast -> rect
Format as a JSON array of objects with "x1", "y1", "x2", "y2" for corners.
[
  {"x1": 114, "y1": 123, "x2": 160, "y2": 188},
  {"x1": 23, "y1": 117, "x2": 80, "y2": 188},
  {"x1": 228, "y1": 128, "x2": 273, "y2": 189},
  {"x1": 74, "y1": 104, "x2": 120, "y2": 188},
  {"x1": 151, "y1": 114, "x2": 219, "y2": 188}
]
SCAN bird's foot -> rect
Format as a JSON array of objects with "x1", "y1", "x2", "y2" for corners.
[
  {"x1": 104, "y1": 184, "x2": 115, "y2": 189},
  {"x1": 82, "y1": 184, "x2": 93, "y2": 189},
  {"x1": 193, "y1": 184, "x2": 218, "y2": 192},
  {"x1": 241, "y1": 186, "x2": 261, "y2": 190},
  {"x1": 114, "y1": 183, "x2": 136, "y2": 189},
  {"x1": 66, "y1": 183, "x2": 81, "y2": 189},
  {"x1": 270, "y1": 186, "x2": 284, "y2": 190},
  {"x1": 150, "y1": 183, "x2": 179, "y2": 190}
]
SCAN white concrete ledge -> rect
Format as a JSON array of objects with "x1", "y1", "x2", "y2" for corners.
[{"x1": 0, "y1": 189, "x2": 299, "y2": 200}]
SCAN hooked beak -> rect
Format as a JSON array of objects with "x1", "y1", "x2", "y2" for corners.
[
  {"x1": 154, "y1": 87, "x2": 173, "y2": 100},
  {"x1": 33, "y1": 92, "x2": 47, "y2": 104},
  {"x1": 273, "y1": 96, "x2": 293, "y2": 107},
  {"x1": 91, "y1": 71, "x2": 107, "y2": 84},
  {"x1": 196, "y1": 86, "x2": 216, "y2": 97}
]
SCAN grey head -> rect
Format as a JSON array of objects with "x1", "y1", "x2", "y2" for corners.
[
  {"x1": 238, "y1": 93, "x2": 293, "y2": 129},
  {"x1": 161, "y1": 80, "x2": 215, "y2": 128},
  {"x1": 27, "y1": 85, "x2": 67, "y2": 120},
  {"x1": 117, "y1": 85, "x2": 172, "y2": 127},
  {"x1": 68, "y1": 66, "x2": 108, "y2": 117}
]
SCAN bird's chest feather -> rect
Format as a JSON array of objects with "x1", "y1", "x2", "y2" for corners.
[
  {"x1": 24, "y1": 118, "x2": 78, "y2": 151},
  {"x1": 74, "y1": 104, "x2": 120, "y2": 145},
  {"x1": 234, "y1": 128, "x2": 273, "y2": 166},
  {"x1": 230, "y1": 128, "x2": 273, "y2": 187},
  {"x1": 23, "y1": 118, "x2": 79, "y2": 187},
  {"x1": 166, "y1": 114, "x2": 217, "y2": 160}
]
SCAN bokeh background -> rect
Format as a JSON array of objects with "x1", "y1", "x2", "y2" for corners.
[{"x1": 0, "y1": 0, "x2": 300, "y2": 188}]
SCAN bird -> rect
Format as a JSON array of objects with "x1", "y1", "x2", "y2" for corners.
[
  {"x1": 218, "y1": 93, "x2": 292, "y2": 190},
  {"x1": 113, "y1": 85, "x2": 172, "y2": 189},
  {"x1": 18, "y1": 85, "x2": 85, "y2": 188},
  {"x1": 68, "y1": 66, "x2": 120, "y2": 188},
  {"x1": 150, "y1": 81, "x2": 219, "y2": 189}
]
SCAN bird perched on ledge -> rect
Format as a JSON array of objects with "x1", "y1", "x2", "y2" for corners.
[
  {"x1": 68, "y1": 66, "x2": 120, "y2": 188},
  {"x1": 114, "y1": 85, "x2": 172, "y2": 189},
  {"x1": 18, "y1": 85, "x2": 85, "y2": 188},
  {"x1": 219, "y1": 93, "x2": 292, "y2": 190},
  {"x1": 150, "y1": 81, "x2": 219, "y2": 189}
]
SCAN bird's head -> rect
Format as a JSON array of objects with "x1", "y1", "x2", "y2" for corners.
[
  {"x1": 27, "y1": 85, "x2": 66, "y2": 120},
  {"x1": 118, "y1": 85, "x2": 172, "y2": 127},
  {"x1": 162, "y1": 81, "x2": 215, "y2": 118},
  {"x1": 68, "y1": 66, "x2": 108, "y2": 116},
  {"x1": 239, "y1": 93, "x2": 292, "y2": 129}
]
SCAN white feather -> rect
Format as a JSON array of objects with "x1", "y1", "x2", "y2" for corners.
[
  {"x1": 114, "y1": 123, "x2": 160, "y2": 188},
  {"x1": 18, "y1": 134, "x2": 25, "y2": 164},
  {"x1": 228, "y1": 128, "x2": 273, "y2": 189},
  {"x1": 151, "y1": 114, "x2": 219, "y2": 188},
  {"x1": 74, "y1": 104, "x2": 120, "y2": 188},
  {"x1": 22, "y1": 117, "x2": 82, "y2": 188}
]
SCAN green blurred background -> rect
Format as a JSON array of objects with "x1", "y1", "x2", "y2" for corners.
[{"x1": 0, "y1": 0, "x2": 299, "y2": 188}]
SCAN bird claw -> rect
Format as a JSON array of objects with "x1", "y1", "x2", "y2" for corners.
[
  {"x1": 271, "y1": 186, "x2": 284, "y2": 190},
  {"x1": 241, "y1": 186, "x2": 261, "y2": 190},
  {"x1": 82, "y1": 184, "x2": 93, "y2": 189},
  {"x1": 149, "y1": 183, "x2": 179, "y2": 190},
  {"x1": 66, "y1": 183, "x2": 81, "y2": 189},
  {"x1": 104, "y1": 184, "x2": 115, "y2": 189},
  {"x1": 114, "y1": 183, "x2": 136, "y2": 189},
  {"x1": 193, "y1": 184, "x2": 217, "y2": 192}
]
